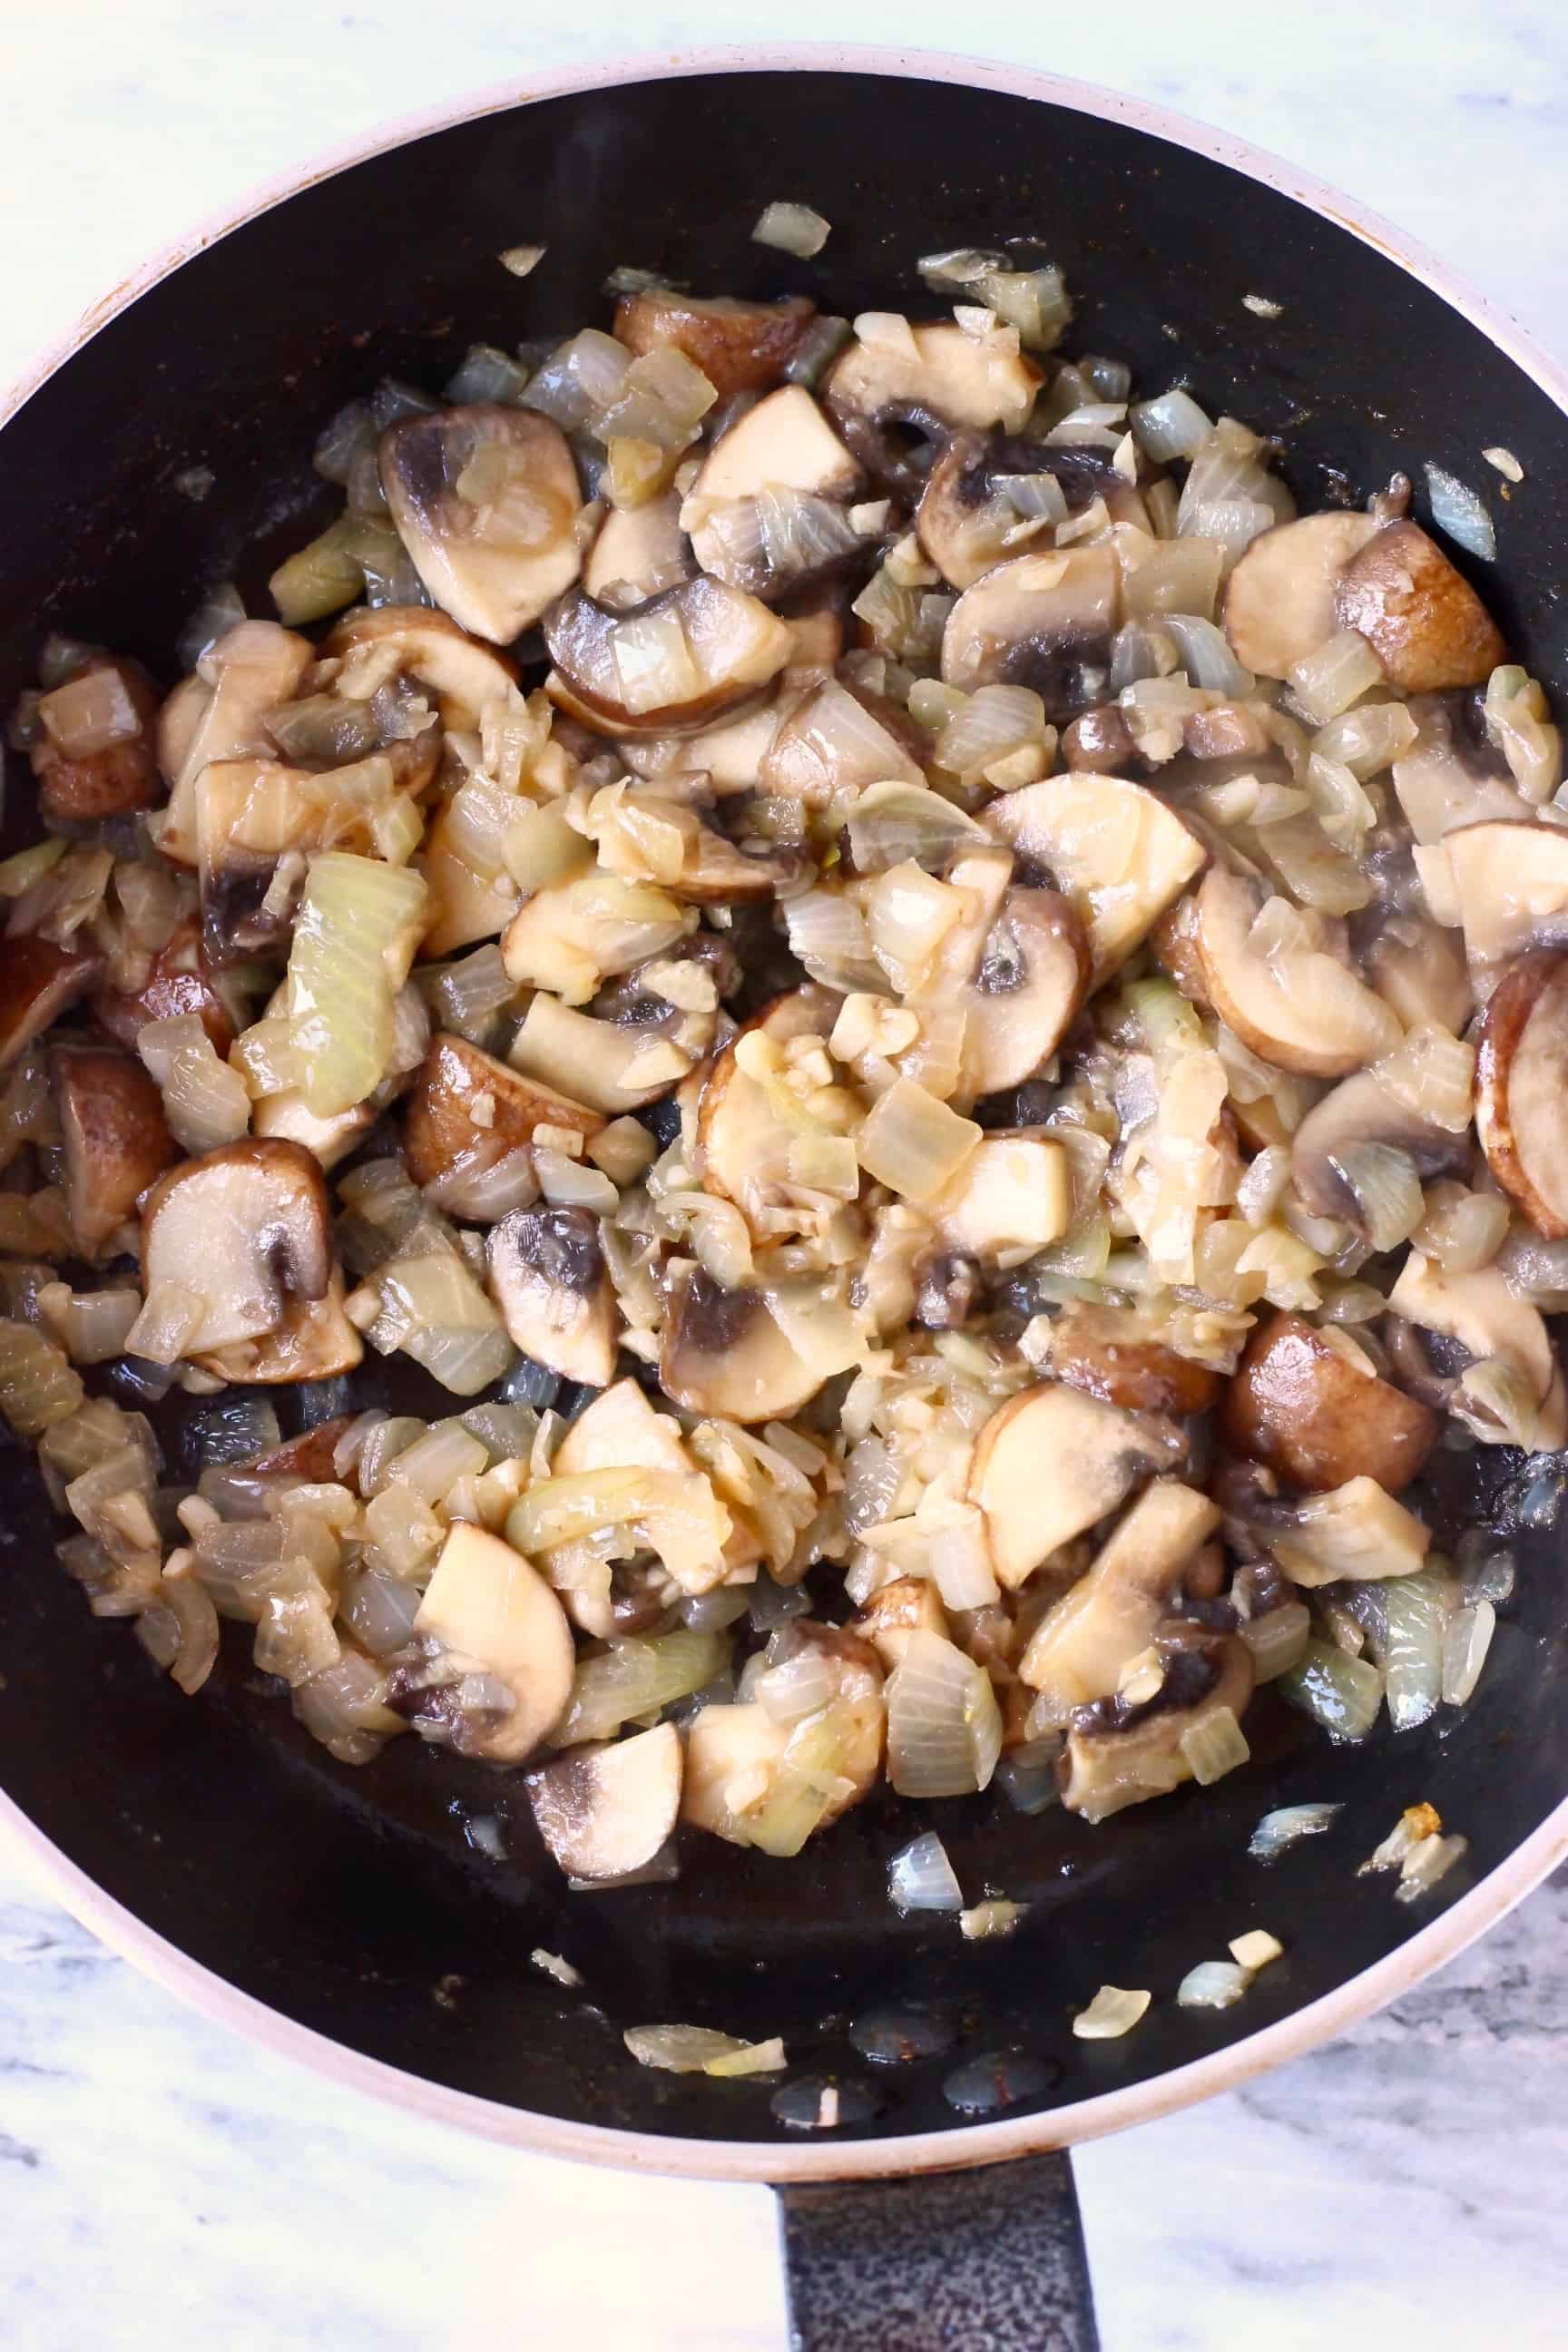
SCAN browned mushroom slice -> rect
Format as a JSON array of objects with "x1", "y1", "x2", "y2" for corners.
[
  {"x1": 620, "y1": 699, "x2": 782, "y2": 797},
  {"x1": 1335, "y1": 519, "x2": 1506, "y2": 693},
  {"x1": 686, "y1": 387, "x2": 862, "y2": 597},
  {"x1": 968, "y1": 1382, "x2": 1186, "y2": 1591},
  {"x1": 487, "y1": 1205, "x2": 617, "y2": 1388},
  {"x1": 1221, "y1": 512, "x2": 1380, "y2": 678},
  {"x1": 1192, "y1": 866, "x2": 1402, "y2": 1077},
  {"x1": 660, "y1": 1266, "x2": 835, "y2": 1424},
  {"x1": 941, "y1": 547, "x2": 1119, "y2": 712},
  {"x1": 1444, "y1": 818, "x2": 1568, "y2": 969},
  {"x1": 509, "y1": 993, "x2": 692, "y2": 1115},
  {"x1": 1475, "y1": 950, "x2": 1568, "y2": 1235},
  {"x1": 760, "y1": 675, "x2": 925, "y2": 805},
  {"x1": 247, "y1": 1417, "x2": 357, "y2": 1483},
  {"x1": 378, "y1": 404, "x2": 584, "y2": 643},
  {"x1": 930, "y1": 1129, "x2": 1071, "y2": 1259},
  {"x1": 199, "y1": 1269, "x2": 364, "y2": 1385},
  {"x1": 1220, "y1": 1313, "x2": 1436, "y2": 1494},
  {"x1": 956, "y1": 887, "x2": 1090, "y2": 1099},
  {"x1": 917, "y1": 436, "x2": 1148, "y2": 591},
  {"x1": 31, "y1": 655, "x2": 161, "y2": 825},
  {"x1": 139, "y1": 1138, "x2": 332, "y2": 1357},
  {"x1": 613, "y1": 289, "x2": 817, "y2": 399},
  {"x1": 92, "y1": 919, "x2": 234, "y2": 1058},
  {"x1": 989, "y1": 772, "x2": 1207, "y2": 980},
  {"x1": 1362, "y1": 916, "x2": 1474, "y2": 1034},
  {"x1": 1060, "y1": 1631, "x2": 1254, "y2": 1823},
  {"x1": 1033, "y1": 1301, "x2": 1222, "y2": 1416},
  {"x1": 1289, "y1": 1063, "x2": 1472, "y2": 1227},
  {"x1": 404, "y1": 1033, "x2": 604, "y2": 1188},
  {"x1": 696, "y1": 984, "x2": 842, "y2": 1230},
  {"x1": 1018, "y1": 1480, "x2": 1221, "y2": 1707},
  {"x1": 852, "y1": 1575, "x2": 949, "y2": 1669},
  {"x1": 412, "y1": 1523, "x2": 574, "y2": 1764},
  {"x1": 0, "y1": 936, "x2": 103, "y2": 1073},
  {"x1": 1388, "y1": 1250, "x2": 1566, "y2": 1445},
  {"x1": 583, "y1": 491, "x2": 692, "y2": 607},
  {"x1": 500, "y1": 873, "x2": 690, "y2": 1002},
  {"x1": 825, "y1": 320, "x2": 1040, "y2": 444},
  {"x1": 53, "y1": 1048, "x2": 178, "y2": 1259},
  {"x1": 153, "y1": 620, "x2": 314, "y2": 866},
  {"x1": 322, "y1": 605, "x2": 520, "y2": 730},
  {"x1": 545, "y1": 575, "x2": 794, "y2": 740},
  {"x1": 527, "y1": 1720, "x2": 683, "y2": 1880}
]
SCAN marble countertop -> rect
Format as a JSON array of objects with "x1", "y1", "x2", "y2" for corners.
[{"x1": 3, "y1": 6, "x2": 1568, "y2": 2346}]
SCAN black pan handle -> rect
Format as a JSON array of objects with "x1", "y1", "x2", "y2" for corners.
[{"x1": 776, "y1": 2151, "x2": 1099, "y2": 2351}]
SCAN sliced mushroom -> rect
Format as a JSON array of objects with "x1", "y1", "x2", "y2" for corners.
[
  {"x1": 379, "y1": 404, "x2": 584, "y2": 643},
  {"x1": 696, "y1": 984, "x2": 842, "y2": 1230},
  {"x1": 1062, "y1": 702, "x2": 1138, "y2": 776},
  {"x1": 412, "y1": 1523, "x2": 574, "y2": 1763},
  {"x1": 486, "y1": 1205, "x2": 617, "y2": 1388},
  {"x1": 989, "y1": 772, "x2": 1207, "y2": 980},
  {"x1": 968, "y1": 1381, "x2": 1186, "y2": 1591},
  {"x1": 1220, "y1": 1313, "x2": 1436, "y2": 1494},
  {"x1": 1335, "y1": 519, "x2": 1506, "y2": 693},
  {"x1": 1060, "y1": 1630, "x2": 1254, "y2": 1823},
  {"x1": 1032, "y1": 1301, "x2": 1222, "y2": 1416},
  {"x1": 1193, "y1": 866, "x2": 1403, "y2": 1077},
  {"x1": 760, "y1": 675, "x2": 925, "y2": 806},
  {"x1": 1221, "y1": 512, "x2": 1380, "y2": 678},
  {"x1": 825, "y1": 320, "x2": 1040, "y2": 453},
  {"x1": 917, "y1": 435, "x2": 1148, "y2": 591},
  {"x1": 620, "y1": 698, "x2": 783, "y2": 797},
  {"x1": 1290, "y1": 1064, "x2": 1472, "y2": 1225},
  {"x1": 1475, "y1": 950, "x2": 1568, "y2": 1235},
  {"x1": 544, "y1": 576, "x2": 794, "y2": 739},
  {"x1": 53, "y1": 1048, "x2": 178, "y2": 1259},
  {"x1": 404, "y1": 1033, "x2": 604, "y2": 1189},
  {"x1": 930, "y1": 1130, "x2": 1071, "y2": 1258},
  {"x1": 140, "y1": 1138, "x2": 332, "y2": 1356},
  {"x1": 1389, "y1": 697, "x2": 1532, "y2": 844},
  {"x1": 193, "y1": 759, "x2": 327, "y2": 964},
  {"x1": 0, "y1": 936, "x2": 103, "y2": 1072},
  {"x1": 852, "y1": 1575, "x2": 949, "y2": 1669},
  {"x1": 93, "y1": 918, "x2": 234, "y2": 1058},
  {"x1": 1388, "y1": 1250, "x2": 1565, "y2": 1443},
  {"x1": 1018, "y1": 1480, "x2": 1221, "y2": 1707},
  {"x1": 686, "y1": 387, "x2": 861, "y2": 594},
  {"x1": 941, "y1": 547, "x2": 1119, "y2": 715},
  {"x1": 152, "y1": 621, "x2": 314, "y2": 866},
  {"x1": 198, "y1": 1269, "x2": 364, "y2": 1385},
  {"x1": 31, "y1": 655, "x2": 161, "y2": 824},
  {"x1": 1444, "y1": 818, "x2": 1568, "y2": 970},
  {"x1": 1362, "y1": 915, "x2": 1473, "y2": 1034},
  {"x1": 500, "y1": 873, "x2": 690, "y2": 1003},
  {"x1": 510, "y1": 991, "x2": 691, "y2": 1115},
  {"x1": 660, "y1": 1266, "x2": 830, "y2": 1423},
  {"x1": 583, "y1": 491, "x2": 692, "y2": 607},
  {"x1": 322, "y1": 605, "x2": 520, "y2": 730},
  {"x1": 527, "y1": 1720, "x2": 683, "y2": 1880},
  {"x1": 613, "y1": 289, "x2": 816, "y2": 399},
  {"x1": 951, "y1": 888, "x2": 1090, "y2": 1101}
]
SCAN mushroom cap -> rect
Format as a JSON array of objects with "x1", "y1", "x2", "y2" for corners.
[
  {"x1": 1060, "y1": 1631, "x2": 1254, "y2": 1823},
  {"x1": 1018, "y1": 1479, "x2": 1222, "y2": 1707},
  {"x1": 825, "y1": 319, "x2": 1040, "y2": 440},
  {"x1": 413, "y1": 1523, "x2": 574, "y2": 1764},
  {"x1": 1222, "y1": 511, "x2": 1379, "y2": 679},
  {"x1": 968, "y1": 1381, "x2": 1186, "y2": 1591},
  {"x1": 322, "y1": 605, "x2": 520, "y2": 731},
  {"x1": 955, "y1": 887, "x2": 1090, "y2": 1100},
  {"x1": 509, "y1": 991, "x2": 693, "y2": 1116},
  {"x1": 930, "y1": 1130, "x2": 1071, "y2": 1259},
  {"x1": 613, "y1": 289, "x2": 816, "y2": 400},
  {"x1": 404, "y1": 1032, "x2": 604, "y2": 1190},
  {"x1": 1475, "y1": 948, "x2": 1568, "y2": 1236},
  {"x1": 941, "y1": 546, "x2": 1119, "y2": 713},
  {"x1": 1289, "y1": 1063, "x2": 1473, "y2": 1225},
  {"x1": 53, "y1": 1047, "x2": 178, "y2": 1259},
  {"x1": 140, "y1": 1137, "x2": 334, "y2": 1356},
  {"x1": 527, "y1": 1720, "x2": 683, "y2": 1881},
  {"x1": 544, "y1": 574, "x2": 794, "y2": 740},
  {"x1": 196, "y1": 1269, "x2": 364, "y2": 1385},
  {"x1": 1335, "y1": 519, "x2": 1506, "y2": 693},
  {"x1": 1388, "y1": 1250, "x2": 1559, "y2": 1408},
  {"x1": 378, "y1": 404, "x2": 584, "y2": 643},
  {"x1": 1032, "y1": 1300, "x2": 1222, "y2": 1416},
  {"x1": 989, "y1": 771, "x2": 1207, "y2": 980},
  {"x1": 583, "y1": 491, "x2": 692, "y2": 608},
  {"x1": 620, "y1": 698, "x2": 783, "y2": 798},
  {"x1": 1220, "y1": 1313, "x2": 1436, "y2": 1494},
  {"x1": 659, "y1": 1266, "x2": 831, "y2": 1424},
  {"x1": 32, "y1": 655, "x2": 160, "y2": 826},
  {"x1": 92, "y1": 919, "x2": 233, "y2": 1059},
  {"x1": 1192, "y1": 865, "x2": 1402, "y2": 1078},
  {"x1": 500, "y1": 872, "x2": 691, "y2": 1004},
  {"x1": 0, "y1": 936, "x2": 103, "y2": 1073},
  {"x1": 917, "y1": 434, "x2": 1148, "y2": 591},
  {"x1": 486, "y1": 1205, "x2": 617, "y2": 1389}
]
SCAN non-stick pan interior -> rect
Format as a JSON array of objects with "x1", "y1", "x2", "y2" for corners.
[{"x1": 2, "y1": 67, "x2": 1566, "y2": 2145}]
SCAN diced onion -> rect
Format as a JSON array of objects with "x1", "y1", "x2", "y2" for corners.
[
  {"x1": 1441, "y1": 1598, "x2": 1495, "y2": 1707},
  {"x1": 286, "y1": 853, "x2": 427, "y2": 1118},
  {"x1": 752, "y1": 201, "x2": 830, "y2": 257},
  {"x1": 1073, "y1": 1985, "x2": 1151, "y2": 2040},
  {"x1": 1289, "y1": 631, "x2": 1384, "y2": 724},
  {"x1": 959, "y1": 1899, "x2": 1026, "y2": 1940},
  {"x1": 1425, "y1": 464, "x2": 1495, "y2": 561},
  {"x1": 1396, "y1": 1832, "x2": 1468, "y2": 1902},
  {"x1": 1178, "y1": 1706, "x2": 1250, "y2": 1787},
  {"x1": 886, "y1": 1628, "x2": 1002, "y2": 1798},
  {"x1": 1161, "y1": 612, "x2": 1254, "y2": 696},
  {"x1": 0, "y1": 1320, "x2": 85, "y2": 1435},
  {"x1": 1249, "y1": 1803, "x2": 1341, "y2": 1861},
  {"x1": 624, "y1": 2023, "x2": 782, "y2": 2073},
  {"x1": 1177, "y1": 1960, "x2": 1250, "y2": 2010},
  {"x1": 139, "y1": 1014, "x2": 250, "y2": 1153},
  {"x1": 1129, "y1": 388, "x2": 1214, "y2": 462},
  {"x1": 856, "y1": 1078, "x2": 979, "y2": 1204},
  {"x1": 1279, "y1": 1640, "x2": 1383, "y2": 1740},
  {"x1": 1375, "y1": 1566, "x2": 1451, "y2": 1730},
  {"x1": 1239, "y1": 1599, "x2": 1310, "y2": 1682},
  {"x1": 887, "y1": 1829, "x2": 964, "y2": 1913},
  {"x1": 1328, "y1": 1143, "x2": 1424, "y2": 1253},
  {"x1": 554, "y1": 1630, "x2": 726, "y2": 1747}
]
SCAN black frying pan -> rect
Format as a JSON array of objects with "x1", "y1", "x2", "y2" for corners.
[{"x1": 2, "y1": 52, "x2": 1566, "y2": 2349}]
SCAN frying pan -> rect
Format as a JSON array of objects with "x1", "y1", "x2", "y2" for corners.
[{"x1": 3, "y1": 47, "x2": 1567, "y2": 2350}]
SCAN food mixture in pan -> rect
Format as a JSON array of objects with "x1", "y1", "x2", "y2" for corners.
[{"x1": 0, "y1": 236, "x2": 1558, "y2": 1889}]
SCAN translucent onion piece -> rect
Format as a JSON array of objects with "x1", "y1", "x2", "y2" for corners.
[
  {"x1": 1396, "y1": 1831, "x2": 1469, "y2": 1903},
  {"x1": 846, "y1": 782, "x2": 986, "y2": 877},
  {"x1": 1129, "y1": 388, "x2": 1214, "y2": 462},
  {"x1": 1248, "y1": 1802, "x2": 1341, "y2": 1860},
  {"x1": 0, "y1": 1320, "x2": 85, "y2": 1436},
  {"x1": 995, "y1": 1736, "x2": 1063, "y2": 1816},
  {"x1": 1425, "y1": 464, "x2": 1495, "y2": 561},
  {"x1": 1374, "y1": 1025, "x2": 1475, "y2": 1135},
  {"x1": 1375, "y1": 1566, "x2": 1451, "y2": 1731},
  {"x1": 1177, "y1": 1961, "x2": 1250, "y2": 2010},
  {"x1": 554, "y1": 1630, "x2": 726, "y2": 1748},
  {"x1": 1178, "y1": 1705, "x2": 1250, "y2": 1787},
  {"x1": 755, "y1": 1648, "x2": 838, "y2": 1726},
  {"x1": 887, "y1": 1830, "x2": 964, "y2": 1913},
  {"x1": 1239, "y1": 1599, "x2": 1310, "y2": 1682},
  {"x1": 1279, "y1": 1640, "x2": 1383, "y2": 1740},
  {"x1": 138, "y1": 1014, "x2": 250, "y2": 1153},
  {"x1": 856, "y1": 1079, "x2": 979, "y2": 1205},
  {"x1": 286, "y1": 853, "x2": 427, "y2": 1118},
  {"x1": 1161, "y1": 612, "x2": 1254, "y2": 696},
  {"x1": 1072, "y1": 1985, "x2": 1151, "y2": 2040},
  {"x1": 1289, "y1": 630, "x2": 1384, "y2": 725},
  {"x1": 624, "y1": 2024, "x2": 780, "y2": 2073},
  {"x1": 292, "y1": 1650, "x2": 402, "y2": 1764},
  {"x1": 367, "y1": 1250, "x2": 513, "y2": 1396},
  {"x1": 886, "y1": 1628, "x2": 1003, "y2": 1798},
  {"x1": 1328, "y1": 1143, "x2": 1424, "y2": 1253},
  {"x1": 751, "y1": 201, "x2": 830, "y2": 257},
  {"x1": 1441, "y1": 1598, "x2": 1496, "y2": 1707}
]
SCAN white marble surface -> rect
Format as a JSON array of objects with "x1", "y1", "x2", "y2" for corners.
[{"x1": 3, "y1": 5, "x2": 1568, "y2": 2347}]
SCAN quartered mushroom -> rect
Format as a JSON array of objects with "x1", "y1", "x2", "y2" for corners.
[
  {"x1": 686, "y1": 387, "x2": 862, "y2": 598},
  {"x1": 941, "y1": 546, "x2": 1119, "y2": 714},
  {"x1": 1030, "y1": 1300, "x2": 1222, "y2": 1416},
  {"x1": 153, "y1": 620, "x2": 314, "y2": 866},
  {"x1": 1220, "y1": 1313, "x2": 1436, "y2": 1494},
  {"x1": 544, "y1": 575, "x2": 794, "y2": 739},
  {"x1": 411, "y1": 1523, "x2": 575, "y2": 1763},
  {"x1": 1059, "y1": 1630, "x2": 1254, "y2": 1823},
  {"x1": 1388, "y1": 1250, "x2": 1568, "y2": 1448},
  {"x1": 583, "y1": 491, "x2": 692, "y2": 607},
  {"x1": 825, "y1": 320, "x2": 1040, "y2": 484},
  {"x1": 199, "y1": 1271, "x2": 364, "y2": 1386},
  {"x1": 93, "y1": 918, "x2": 234, "y2": 1057},
  {"x1": 139, "y1": 1138, "x2": 334, "y2": 1357},
  {"x1": 989, "y1": 772, "x2": 1207, "y2": 980},
  {"x1": 660, "y1": 1266, "x2": 835, "y2": 1423},
  {"x1": 930, "y1": 1129, "x2": 1072, "y2": 1259},
  {"x1": 949, "y1": 886, "x2": 1090, "y2": 1101},
  {"x1": 613, "y1": 288, "x2": 817, "y2": 399},
  {"x1": 681, "y1": 1623, "x2": 885, "y2": 1852},
  {"x1": 31, "y1": 654, "x2": 161, "y2": 825},
  {"x1": 1335, "y1": 519, "x2": 1507, "y2": 693},
  {"x1": 0, "y1": 936, "x2": 103, "y2": 1072},
  {"x1": 1443, "y1": 818, "x2": 1568, "y2": 970},
  {"x1": 379, "y1": 403, "x2": 585, "y2": 643},
  {"x1": 1018, "y1": 1480, "x2": 1221, "y2": 1711},
  {"x1": 54, "y1": 1047, "x2": 178, "y2": 1259},
  {"x1": 1475, "y1": 949, "x2": 1568, "y2": 1234},
  {"x1": 696, "y1": 984, "x2": 842, "y2": 1230},
  {"x1": 500, "y1": 872, "x2": 691, "y2": 1003},
  {"x1": 1222, "y1": 512, "x2": 1380, "y2": 678},
  {"x1": 760, "y1": 675, "x2": 926, "y2": 806},
  {"x1": 1192, "y1": 865, "x2": 1404, "y2": 1077},
  {"x1": 527, "y1": 1720, "x2": 683, "y2": 1881},
  {"x1": 917, "y1": 436, "x2": 1149, "y2": 591},
  {"x1": 1289, "y1": 1062, "x2": 1473, "y2": 1227},
  {"x1": 404, "y1": 1032, "x2": 604, "y2": 1190},
  {"x1": 486, "y1": 1205, "x2": 617, "y2": 1388},
  {"x1": 322, "y1": 605, "x2": 520, "y2": 730},
  {"x1": 967, "y1": 1380, "x2": 1186, "y2": 1590}
]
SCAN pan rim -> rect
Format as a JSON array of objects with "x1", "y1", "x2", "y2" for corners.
[{"x1": 3, "y1": 38, "x2": 1566, "y2": 2182}]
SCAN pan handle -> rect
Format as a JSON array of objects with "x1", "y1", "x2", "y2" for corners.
[{"x1": 775, "y1": 2150, "x2": 1099, "y2": 2350}]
